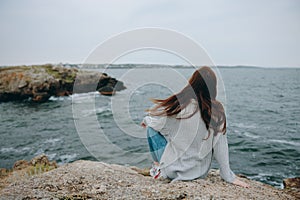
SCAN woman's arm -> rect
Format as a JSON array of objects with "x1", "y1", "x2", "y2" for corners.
[
  {"x1": 213, "y1": 134, "x2": 249, "y2": 188},
  {"x1": 141, "y1": 115, "x2": 170, "y2": 136}
]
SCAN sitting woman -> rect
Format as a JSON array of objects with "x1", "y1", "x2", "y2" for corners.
[{"x1": 141, "y1": 66, "x2": 249, "y2": 188}]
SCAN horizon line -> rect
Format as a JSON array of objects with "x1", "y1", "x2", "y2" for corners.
[{"x1": 1, "y1": 62, "x2": 299, "y2": 69}]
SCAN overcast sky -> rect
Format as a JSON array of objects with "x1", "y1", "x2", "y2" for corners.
[{"x1": 0, "y1": 0, "x2": 299, "y2": 67}]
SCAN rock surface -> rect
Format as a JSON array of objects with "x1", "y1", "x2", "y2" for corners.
[
  {"x1": 0, "y1": 158, "x2": 296, "y2": 199},
  {"x1": 283, "y1": 177, "x2": 300, "y2": 199},
  {"x1": 284, "y1": 177, "x2": 300, "y2": 189},
  {"x1": 0, "y1": 64, "x2": 126, "y2": 102}
]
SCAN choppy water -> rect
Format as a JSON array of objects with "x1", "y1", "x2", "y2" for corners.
[{"x1": 0, "y1": 66, "x2": 299, "y2": 187}]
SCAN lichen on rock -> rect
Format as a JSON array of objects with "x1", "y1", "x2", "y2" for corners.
[{"x1": 283, "y1": 177, "x2": 300, "y2": 199}]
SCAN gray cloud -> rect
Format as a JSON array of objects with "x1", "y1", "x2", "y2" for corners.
[{"x1": 0, "y1": 0, "x2": 299, "y2": 67}]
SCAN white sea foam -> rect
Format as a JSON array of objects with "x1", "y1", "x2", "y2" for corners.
[
  {"x1": 0, "y1": 147, "x2": 31, "y2": 153},
  {"x1": 95, "y1": 106, "x2": 111, "y2": 114},
  {"x1": 247, "y1": 173, "x2": 283, "y2": 188},
  {"x1": 71, "y1": 91, "x2": 99, "y2": 97},
  {"x1": 59, "y1": 153, "x2": 78, "y2": 164},
  {"x1": 46, "y1": 153, "x2": 57, "y2": 161},
  {"x1": 34, "y1": 148, "x2": 45, "y2": 156},
  {"x1": 49, "y1": 91, "x2": 99, "y2": 101},
  {"x1": 42, "y1": 138, "x2": 62, "y2": 145},
  {"x1": 233, "y1": 122, "x2": 257, "y2": 129},
  {"x1": 49, "y1": 96, "x2": 71, "y2": 101},
  {"x1": 232, "y1": 129, "x2": 260, "y2": 139},
  {"x1": 0, "y1": 147, "x2": 15, "y2": 153},
  {"x1": 269, "y1": 139, "x2": 300, "y2": 146},
  {"x1": 79, "y1": 106, "x2": 111, "y2": 117},
  {"x1": 243, "y1": 132, "x2": 261, "y2": 139}
]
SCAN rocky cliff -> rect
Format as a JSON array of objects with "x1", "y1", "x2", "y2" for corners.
[
  {"x1": 0, "y1": 64, "x2": 126, "y2": 102},
  {"x1": 0, "y1": 155, "x2": 297, "y2": 199}
]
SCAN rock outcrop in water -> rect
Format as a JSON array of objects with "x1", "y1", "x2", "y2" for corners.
[
  {"x1": 0, "y1": 64, "x2": 126, "y2": 102},
  {"x1": 0, "y1": 155, "x2": 297, "y2": 199}
]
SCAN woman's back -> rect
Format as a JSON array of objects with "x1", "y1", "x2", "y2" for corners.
[
  {"x1": 144, "y1": 99, "x2": 235, "y2": 182},
  {"x1": 142, "y1": 67, "x2": 249, "y2": 187}
]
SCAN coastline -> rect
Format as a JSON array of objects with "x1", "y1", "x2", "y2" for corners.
[
  {"x1": 0, "y1": 155, "x2": 297, "y2": 199},
  {"x1": 0, "y1": 65, "x2": 299, "y2": 199}
]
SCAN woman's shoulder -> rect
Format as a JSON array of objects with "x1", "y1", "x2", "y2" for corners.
[
  {"x1": 189, "y1": 98, "x2": 198, "y2": 105},
  {"x1": 175, "y1": 98, "x2": 199, "y2": 119}
]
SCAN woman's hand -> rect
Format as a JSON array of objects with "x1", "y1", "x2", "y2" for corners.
[
  {"x1": 232, "y1": 178, "x2": 250, "y2": 188},
  {"x1": 140, "y1": 121, "x2": 147, "y2": 128}
]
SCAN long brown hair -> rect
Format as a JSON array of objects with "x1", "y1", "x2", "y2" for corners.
[{"x1": 148, "y1": 66, "x2": 226, "y2": 135}]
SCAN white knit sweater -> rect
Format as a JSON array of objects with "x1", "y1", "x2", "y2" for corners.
[{"x1": 143, "y1": 99, "x2": 236, "y2": 183}]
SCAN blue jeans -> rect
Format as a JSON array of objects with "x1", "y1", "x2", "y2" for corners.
[{"x1": 147, "y1": 127, "x2": 167, "y2": 162}]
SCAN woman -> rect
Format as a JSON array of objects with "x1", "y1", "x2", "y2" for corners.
[{"x1": 141, "y1": 66, "x2": 249, "y2": 188}]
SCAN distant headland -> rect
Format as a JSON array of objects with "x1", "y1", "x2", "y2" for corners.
[{"x1": 0, "y1": 64, "x2": 126, "y2": 103}]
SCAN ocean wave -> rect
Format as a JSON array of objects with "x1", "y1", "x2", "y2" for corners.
[
  {"x1": 78, "y1": 106, "x2": 112, "y2": 117},
  {"x1": 232, "y1": 130, "x2": 260, "y2": 139},
  {"x1": 49, "y1": 96, "x2": 71, "y2": 101},
  {"x1": 71, "y1": 92, "x2": 101, "y2": 103},
  {"x1": 57, "y1": 153, "x2": 78, "y2": 164},
  {"x1": 247, "y1": 173, "x2": 284, "y2": 188},
  {"x1": 71, "y1": 92, "x2": 99, "y2": 98},
  {"x1": 243, "y1": 132, "x2": 260, "y2": 139},
  {"x1": 232, "y1": 122, "x2": 257, "y2": 129},
  {"x1": 251, "y1": 171, "x2": 286, "y2": 186},
  {"x1": 95, "y1": 106, "x2": 112, "y2": 114},
  {"x1": 46, "y1": 153, "x2": 57, "y2": 161},
  {"x1": 42, "y1": 138, "x2": 63, "y2": 145},
  {"x1": 269, "y1": 139, "x2": 300, "y2": 146},
  {"x1": 0, "y1": 147, "x2": 31, "y2": 154},
  {"x1": 34, "y1": 148, "x2": 45, "y2": 156}
]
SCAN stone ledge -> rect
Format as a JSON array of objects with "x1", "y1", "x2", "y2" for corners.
[{"x1": 0, "y1": 156, "x2": 297, "y2": 199}]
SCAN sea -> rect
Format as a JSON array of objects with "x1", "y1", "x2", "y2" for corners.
[{"x1": 0, "y1": 65, "x2": 299, "y2": 188}]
